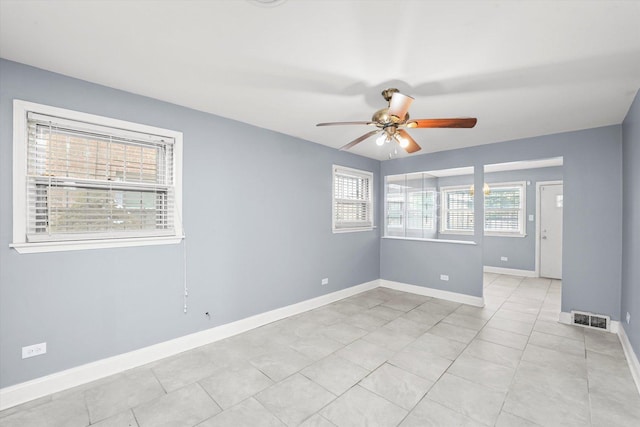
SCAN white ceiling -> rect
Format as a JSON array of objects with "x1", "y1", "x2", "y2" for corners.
[{"x1": 1, "y1": 0, "x2": 639, "y2": 161}]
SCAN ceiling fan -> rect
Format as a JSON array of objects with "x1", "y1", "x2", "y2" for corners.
[{"x1": 317, "y1": 88, "x2": 477, "y2": 154}]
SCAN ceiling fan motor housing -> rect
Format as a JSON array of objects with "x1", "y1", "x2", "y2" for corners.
[{"x1": 372, "y1": 108, "x2": 409, "y2": 127}]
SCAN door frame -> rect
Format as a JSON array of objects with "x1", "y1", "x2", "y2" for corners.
[{"x1": 535, "y1": 180, "x2": 563, "y2": 277}]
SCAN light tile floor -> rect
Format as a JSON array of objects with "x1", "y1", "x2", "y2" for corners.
[{"x1": 2, "y1": 274, "x2": 639, "y2": 426}]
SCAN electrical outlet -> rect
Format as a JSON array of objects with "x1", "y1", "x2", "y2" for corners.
[
  {"x1": 627, "y1": 312, "x2": 631, "y2": 324},
  {"x1": 22, "y1": 342, "x2": 46, "y2": 359},
  {"x1": 501, "y1": 256, "x2": 508, "y2": 261},
  {"x1": 440, "y1": 274, "x2": 449, "y2": 281},
  {"x1": 321, "y1": 278, "x2": 329, "y2": 286}
]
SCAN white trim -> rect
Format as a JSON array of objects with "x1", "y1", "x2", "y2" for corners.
[
  {"x1": 382, "y1": 236, "x2": 476, "y2": 245},
  {"x1": 535, "y1": 180, "x2": 563, "y2": 277},
  {"x1": 0, "y1": 279, "x2": 379, "y2": 410},
  {"x1": 379, "y1": 279, "x2": 484, "y2": 307},
  {"x1": 483, "y1": 266, "x2": 537, "y2": 277},
  {"x1": 11, "y1": 99, "x2": 183, "y2": 253},
  {"x1": 10, "y1": 236, "x2": 184, "y2": 254},
  {"x1": 618, "y1": 324, "x2": 640, "y2": 396},
  {"x1": 484, "y1": 157, "x2": 563, "y2": 173},
  {"x1": 484, "y1": 232, "x2": 528, "y2": 238},
  {"x1": 439, "y1": 184, "x2": 475, "y2": 235},
  {"x1": 332, "y1": 227, "x2": 374, "y2": 234},
  {"x1": 419, "y1": 166, "x2": 474, "y2": 178},
  {"x1": 483, "y1": 180, "x2": 527, "y2": 237},
  {"x1": 558, "y1": 311, "x2": 572, "y2": 324},
  {"x1": 332, "y1": 164, "x2": 374, "y2": 232}
]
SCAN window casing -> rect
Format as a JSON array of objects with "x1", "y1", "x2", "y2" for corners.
[
  {"x1": 332, "y1": 165, "x2": 373, "y2": 232},
  {"x1": 484, "y1": 182, "x2": 526, "y2": 236},
  {"x1": 440, "y1": 186, "x2": 474, "y2": 234},
  {"x1": 12, "y1": 100, "x2": 183, "y2": 253}
]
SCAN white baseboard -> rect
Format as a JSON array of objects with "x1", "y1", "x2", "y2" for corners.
[
  {"x1": 483, "y1": 266, "x2": 537, "y2": 277},
  {"x1": 379, "y1": 279, "x2": 484, "y2": 307},
  {"x1": 0, "y1": 279, "x2": 379, "y2": 411},
  {"x1": 618, "y1": 324, "x2": 640, "y2": 396},
  {"x1": 558, "y1": 311, "x2": 571, "y2": 325}
]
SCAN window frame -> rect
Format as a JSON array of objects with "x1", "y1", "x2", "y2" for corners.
[
  {"x1": 440, "y1": 185, "x2": 475, "y2": 235},
  {"x1": 484, "y1": 181, "x2": 527, "y2": 237},
  {"x1": 11, "y1": 99, "x2": 183, "y2": 253},
  {"x1": 332, "y1": 165, "x2": 374, "y2": 233}
]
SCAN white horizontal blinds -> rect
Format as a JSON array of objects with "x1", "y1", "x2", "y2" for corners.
[
  {"x1": 334, "y1": 167, "x2": 372, "y2": 229},
  {"x1": 444, "y1": 189, "x2": 474, "y2": 231},
  {"x1": 26, "y1": 112, "x2": 175, "y2": 242},
  {"x1": 484, "y1": 185, "x2": 523, "y2": 233},
  {"x1": 407, "y1": 190, "x2": 436, "y2": 230}
]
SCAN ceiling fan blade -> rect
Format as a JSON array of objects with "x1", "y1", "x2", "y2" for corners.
[
  {"x1": 339, "y1": 130, "x2": 380, "y2": 151},
  {"x1": 396, "y1": 129, "x2": 421, "y2": 153},
  {"x1": 387, "y1": 92, "x2": 414, "y2": 120},
  {"x1": 316, "y1": 121, "x2": 374, "y2": 127},
  {"x1": 407, "y1": 118, "x2": 477, "y2": 128}
]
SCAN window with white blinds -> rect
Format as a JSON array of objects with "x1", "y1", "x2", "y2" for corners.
[
  {"x1": 484, "y1": 182, "x2": 526, "y2": 236},
  {"x1": 440, "y1": 186, "x2": 475, "y2": 234},
  {"x1": 332, "y1": 165, "x2": 373, "y2": 232},
  {"x1": 12, "y1": 100, "x2": 183, "y2": 253}
]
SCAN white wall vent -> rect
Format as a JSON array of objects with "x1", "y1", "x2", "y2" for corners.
[{"x1": 571, "y1": 310, "x2": 610, "y2": 331}]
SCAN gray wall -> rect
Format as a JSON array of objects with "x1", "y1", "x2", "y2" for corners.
[
  {"x1": 381, "y1": 156, "x2": 485, "y2": 298},
  {"x1": 0, "y1": 57, "x2": 632, "y2": 390},
  {"x1": 381, "y1": 126, "x2": 623, "y2": 320},
  {"x1": 483, "y1": 167, "x2": 564, "y2": 271},
  {"x1": 0, "y1": 59, "x2": 380, "y2": 388},
  {"x1": 622, "y1": 89, "x2": 640, "y2": 357}
]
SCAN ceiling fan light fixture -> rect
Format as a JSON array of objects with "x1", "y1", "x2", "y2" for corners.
[
  {"x1": 375, "y1": 133, "x2": 386, "y2": 146},
  {"x1": 388, "y1": 92, "x2": 414, "y2": 121},
  {"x1": 395, "y1": 134, "x2": 409, "y2": 148}
]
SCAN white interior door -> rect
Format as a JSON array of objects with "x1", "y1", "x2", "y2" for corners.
[{"x1": 540, "y1": 183, "x2": 563, "y2": 279}]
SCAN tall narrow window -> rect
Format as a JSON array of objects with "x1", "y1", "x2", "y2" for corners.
[
  {"x1": 440, "y1": 186, "x2": 474, "y2": 234},
  {"x1": 484, "y1": 182, "x2": 526, "y2": 236},
  {"x1": 332, "y1": 165, "x2": 373, "y2": 232},
  {"x1": 12, "y1": 100, "x2": 183, "y2": 253}
]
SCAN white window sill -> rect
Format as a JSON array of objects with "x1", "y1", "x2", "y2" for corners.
[
  {"x1": 333, "y1": 227, "x2": 376, "y2": 234},
  {"x1": 10, "y1": 235, "x2": 184, "y2": 254},
  {"x1": 382, "y1": 236, "x2": 477, "y2": 245},
  {"x1": 484, "y1": 233, "x2": 527, "y2": 238},
  {"x1": 439, "y1": 231, "x2": 474, "y2": 236}
]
